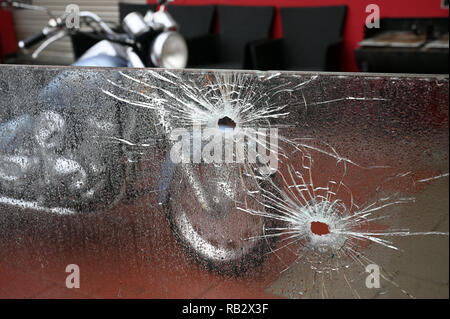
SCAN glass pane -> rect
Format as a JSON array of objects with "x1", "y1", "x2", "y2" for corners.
[{"x1": 0, "y1": 65, "x2": 448, "y2": 298}]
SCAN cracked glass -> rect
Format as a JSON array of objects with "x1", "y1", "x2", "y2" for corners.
[{"x1": 0, "y1": 65, "x2": 448, "y2": 298}]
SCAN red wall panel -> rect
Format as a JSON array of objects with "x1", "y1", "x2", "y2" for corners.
[{"x1": 0, "y1": 7, "x2": 17, "y2": 61}]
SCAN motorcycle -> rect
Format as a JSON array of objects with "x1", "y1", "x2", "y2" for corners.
[
  {"x1": 0, "y1": 0, "x2": 279, "y2": 275},
  {"x1": 2, "y1": 0, "x2": 188, "y2": 68}
]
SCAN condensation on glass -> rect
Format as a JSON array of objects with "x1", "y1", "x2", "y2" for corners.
[{"x1": 0, "y1": 65, "x2": 448, "y2": 298}]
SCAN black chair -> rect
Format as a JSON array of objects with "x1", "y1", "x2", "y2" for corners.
[
  {"x1": 189, "y1": 5, "x2": 274, "y2": 70},
  {"x1": 167, "y1": 5, "x2": 215, "y2": 39},
  {"x1": 166, "y1": 5, "x2": 216, "y2": 67},
  {"x1": 251, "y1": 6, "x2": 347, "y2": 71},
  {"x1": 218, "y1": 5, "x2": 274, "y2": 69}
]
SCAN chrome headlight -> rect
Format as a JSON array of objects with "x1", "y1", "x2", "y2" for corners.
[{"x1": 150, "y1": 31, "x2": 188, "y2": 69}]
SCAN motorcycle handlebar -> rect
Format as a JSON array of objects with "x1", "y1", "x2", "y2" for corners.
[
  {"x1": 17, "y1": 10, "x2": 134, "y2": 55},
  {"x1": 18, "y1": 31, "x2": 47, "y2": 49}
]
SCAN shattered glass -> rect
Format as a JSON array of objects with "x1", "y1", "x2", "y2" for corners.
[{"x1": 0, "y1": 65, "x2": 448, "y2": 298}]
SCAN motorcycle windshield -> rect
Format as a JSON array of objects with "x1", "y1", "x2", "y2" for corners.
[{"x1": 0, "y1": 65, "x2": 448, "y2": 299}]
